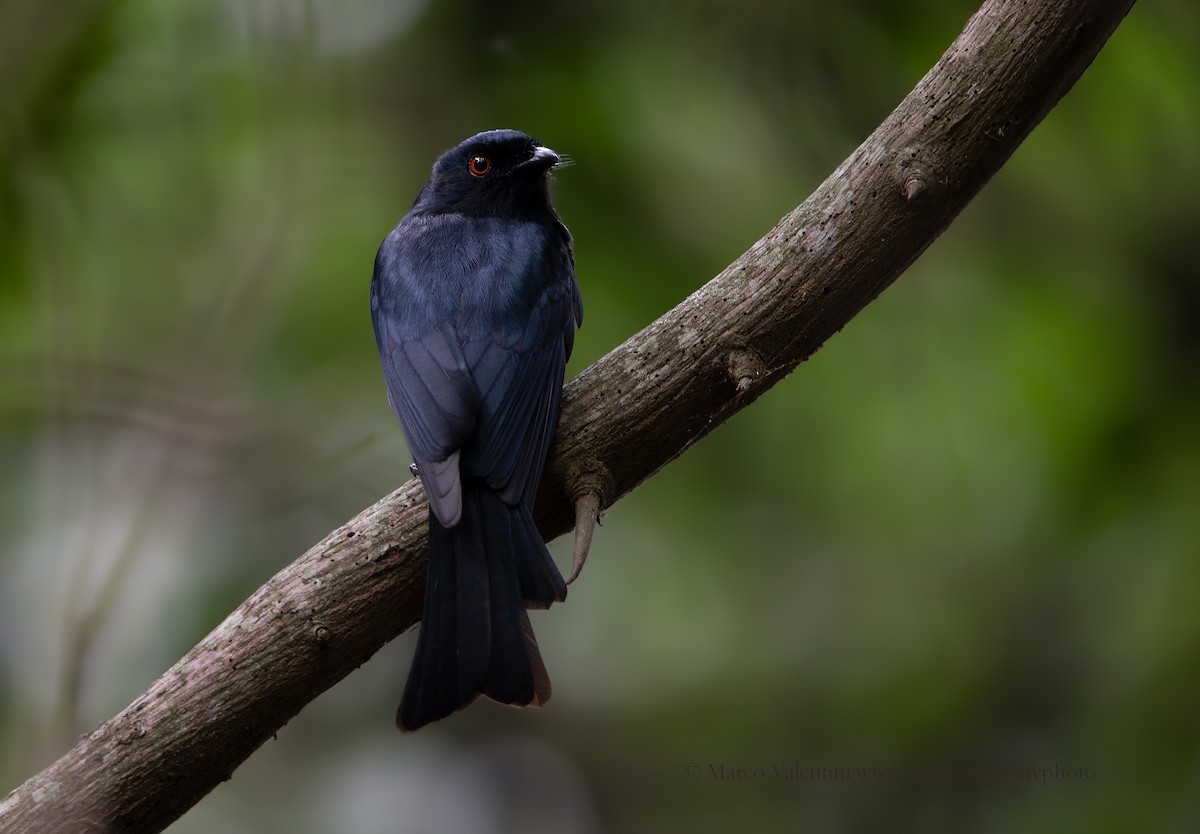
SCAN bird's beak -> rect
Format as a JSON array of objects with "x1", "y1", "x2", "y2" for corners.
[
  {"x1": 533, "y1": 145, "x2": 560, "y2": 166},
  {"x1": 517, "y1": 145, "x2": 562, "y2": 175}
]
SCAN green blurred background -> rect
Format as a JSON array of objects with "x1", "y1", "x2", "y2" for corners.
[{"x1": 2, "y1": 0, "x2": 1198, "y2": 831}]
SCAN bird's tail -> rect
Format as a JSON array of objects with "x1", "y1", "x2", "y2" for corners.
[{"x1": 397, "y1": 484, "x2": 566, "y2": 731}]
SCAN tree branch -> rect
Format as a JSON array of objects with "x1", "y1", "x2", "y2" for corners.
[{"x1": 0, "y1": 0, "x2": 1136, "y2": 830}]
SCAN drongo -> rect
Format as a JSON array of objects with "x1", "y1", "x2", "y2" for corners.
[{"x1": 371, "y1": 130, "x2": 582, "y2": 731}]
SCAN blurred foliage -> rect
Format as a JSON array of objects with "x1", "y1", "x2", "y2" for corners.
[{"x1": 2, "y1": 0, "x2": 1199, "y2": 831}]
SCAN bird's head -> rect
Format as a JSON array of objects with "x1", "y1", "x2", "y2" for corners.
[{"x1": 414, "y1": 129, "x2": 565, "y2": 219}]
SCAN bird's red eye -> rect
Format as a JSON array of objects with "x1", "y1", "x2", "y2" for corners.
[{"x1": 468, "y1": 156, "x2": 491, "y2": 177}]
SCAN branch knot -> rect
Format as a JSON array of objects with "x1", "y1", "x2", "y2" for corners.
[{"x1": 725, "y1": 348, "x2": 767, "y2": 395}]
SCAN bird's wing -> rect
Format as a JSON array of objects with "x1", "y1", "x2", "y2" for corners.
[
  {"x1": 459, "y1": 278, "x2": 575, "y2": 508},
  {"x1": 373, "y1": 219, "x2": 479, "y2": 528},
  {"x1": 375, "y1": 310, "x2": 479, "y2": 525}
]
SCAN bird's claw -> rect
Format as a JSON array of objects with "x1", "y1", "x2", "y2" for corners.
[{"x1": 568, "y1": 492, "x2": 602, "y2": 584}]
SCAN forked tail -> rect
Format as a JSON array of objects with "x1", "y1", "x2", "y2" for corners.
[{"x1": 398, "y1": 484, "x2": 566, "y2": 731}]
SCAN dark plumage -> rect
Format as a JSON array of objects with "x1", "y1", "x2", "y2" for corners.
[{"x1": 370, "y1": 129, "x2": 582, "y2": 731}]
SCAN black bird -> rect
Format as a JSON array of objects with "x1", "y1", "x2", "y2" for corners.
[{"x1": 371, "y1": 130, "x2": 582, "y2": 731}]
